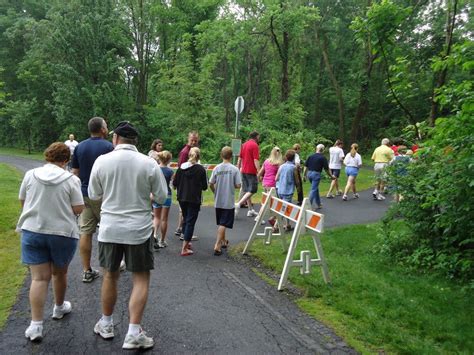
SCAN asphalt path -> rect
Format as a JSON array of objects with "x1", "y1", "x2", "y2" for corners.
[{"x1": 0, "y1": 155, "x2": 391, "y2": 354}]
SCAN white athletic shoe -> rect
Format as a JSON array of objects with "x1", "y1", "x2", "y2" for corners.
[
  {"x1": 119, "y1": 260, "x2": 126, "y2": 272},
  {"x1": 122, "y1": 330, "x2": 154, "y2": 350},
  {"x1": 52, "y1": 301, "x2": 72, "y2": 320},
  {"x1": 342, "y1": 195, "x2": 348, "y2": 201},
  {"x1": 25, "y1": 324, "x2": 43, "y2": 341},
  {"x1": 353, "y1": 193, "x2": 360, "y2": 199},
  {"x1": 247, "y1": 209, "x2": 258, "y2": 217},
  {"x1": 372, "y1": 190, "x2": 378, "y2": 200},
  {"x1": 94, "y1": 320, "x2": 115, "y2": 339},
  {"x1": 158, "y1": 240, "x2": 168, "y2": 248},
  {"x1": 377, "y1": 193, "x2": 386, "y2": 201}
]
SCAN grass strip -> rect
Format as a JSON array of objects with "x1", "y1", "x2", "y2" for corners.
[
  {"x1": 0, "y1": 164, "x2": 26, "y2": 328},
  {"x1": 243, "y1": 223, "x2": 474, "y2": 353},
  {"x1": 0, "y1": 147, "x2": 43, "y2": 161}
]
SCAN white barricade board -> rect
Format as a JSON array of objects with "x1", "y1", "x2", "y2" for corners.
[{"x1": 242, "y1": 188, "x2": 331, "y2": 291}]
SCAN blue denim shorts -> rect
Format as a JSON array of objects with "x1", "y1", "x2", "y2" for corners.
[
  {"x1": 21, "y1": 230, "x2": 78, "y2": 268},
  {"x1": 152, "y1": 194, "x2": 172, "y2": 209},
  {"x1": 345, "y1": 166, "x2": 359, "y2": 177}
]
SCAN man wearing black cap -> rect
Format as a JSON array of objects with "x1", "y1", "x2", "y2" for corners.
[
  {"x1": 88, "y1": 121, "x2": 167, "y2": 350},
  {"x1": 72, "y1": 117, "x2": 113, "y2": 283}
]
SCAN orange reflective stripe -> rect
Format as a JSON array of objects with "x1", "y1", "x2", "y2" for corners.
[
  {"x1": 275, "y1": 201, "x2": 283, "y2": 212},
  {"x1": 308, "y1": 215, "x2": 321, "y2": 229},
  {"x1": 284, "y1": 205, "x2": 293, "y2": 217},
  {"x1": 262, "y1": 194, "x2": 267, "y2": 204}
]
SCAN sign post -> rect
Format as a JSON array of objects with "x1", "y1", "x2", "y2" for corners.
[{"x1": 233, "y1": 96, "x2": 244, "y2": 164}]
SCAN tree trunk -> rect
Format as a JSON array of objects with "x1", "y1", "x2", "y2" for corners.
[
  {"x1": 270, "y1": 14, "x2": 290, "y2": 103},
  {"x1": 350, "y1": 51, "x2": 376, "y2": 142},
  {"x1": 223, "y1": 59, "x2": 231, "y2": 131},
  {"x1": 317, "y1": 29, "x2": 345, "y2": 141},
  {"x1": 429, "y1": 0, "x2": 458, "y2": 126},
  {"x1": 314, "y1": 54, "x2": 324, "y2": 125}
]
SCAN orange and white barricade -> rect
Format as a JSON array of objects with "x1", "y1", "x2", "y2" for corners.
[{"x1": 242, "y1": 187, "x2": 330, "y2": 291}]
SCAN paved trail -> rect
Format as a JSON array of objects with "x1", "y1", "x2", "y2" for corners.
[{"x1": 0, "y1": 155, "x2": 391, "y2": 354}]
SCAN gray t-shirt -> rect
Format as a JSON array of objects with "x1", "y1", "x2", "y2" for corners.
[{"x1": 209, "y1": 162, "x2": 241, "y2": 209}]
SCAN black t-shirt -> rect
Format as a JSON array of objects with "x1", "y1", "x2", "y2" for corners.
[{"x1": 305, "y1": 153, "x2": 328, "y2": 173}]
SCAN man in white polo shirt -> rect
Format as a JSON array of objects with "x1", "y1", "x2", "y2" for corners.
[{"x1": 88, "y1": 121, "x2": 167, "y2": 350}]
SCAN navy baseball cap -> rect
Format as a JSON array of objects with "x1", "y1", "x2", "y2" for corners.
[{"x1": 111, "y1": 121, "x2": 138, "y2": 139}]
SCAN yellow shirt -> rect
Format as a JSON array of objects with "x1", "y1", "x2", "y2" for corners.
[{"x1": 371, "y1": 145, "x2": 394, "y2": 163}]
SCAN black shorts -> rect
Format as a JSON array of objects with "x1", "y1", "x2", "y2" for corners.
[
  {"x1": 242, "y1": 173, "x2": 258, "y2": 193},
  {"x1": 215, "y1": 208, "x2": 235, "y2": 229},
  {"x1": 330, "y1": 169, "x2": 341, "y2": 178},
  {"x1": 99, "y1": 236, "x2": 154, "y2": 272}
]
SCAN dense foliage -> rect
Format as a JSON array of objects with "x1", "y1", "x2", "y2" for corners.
[
  {"x1": 379, "y1": 41, "x2": 474, "y2": 283},
  {"x1": 0, "y1": 0, "x2": 471, "y2": 160}
]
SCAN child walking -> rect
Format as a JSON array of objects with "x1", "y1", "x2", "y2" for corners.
[
  {"x1": 209, "y1": 147, "x2": 241, "y2": 255},
  {"x1": 152, "y1": 151, "x2": 174, "y2": 248}
]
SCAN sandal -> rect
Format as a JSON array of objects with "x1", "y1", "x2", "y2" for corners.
[
  {"x1": 214, "y1": 249, "x2": 222, "y2": 256},
  {"x1": 180, "y1": 250, "x2": 194, "y2": 256},
  {"x1": 221, "y1": 240, "x2": 229, "y2": 249}
]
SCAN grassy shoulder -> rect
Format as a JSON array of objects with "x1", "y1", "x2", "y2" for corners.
[
  {"x1": 0, "y1": 147, "x2": 43, "y2": 160},
  {"x1": 0, "y1": 164, "x2": 26, "y2": 328},
  {"x1": 234, "y1": 224, "x2": 474, "y2": 353}
]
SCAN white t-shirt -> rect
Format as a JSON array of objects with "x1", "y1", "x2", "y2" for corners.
[
  {"x1": 17, "y1": 164, "x2": 84, "y2": 238},
  {"x1": 294, "y1": 153, "x2": 301, "y2": 167},
  {"x1": 329, "y1": 146, "x2": 345, "y2": 169},
  {"x1": 343, "y1": 153, "x2": 362, "y2": 167},
  {"x1": 209, "y1": 162, "x2": 241, "y2": 209},
  {"x1": 65, "y1": 139, "x2": 79, "y2": 155},
  {"x1": 88, "y1": 144, "x2": 168, "y2": 245}
]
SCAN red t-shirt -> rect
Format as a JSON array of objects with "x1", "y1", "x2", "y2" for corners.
[
  {"x1": 240, "y1": 139, "x2": 260, "y2": 174},
  {"x1": 391, "y1": 145, "x2": 399, "y2": 156},
  {"x1": 178, "y1": 145, "x2": 191, "y2": 166}
]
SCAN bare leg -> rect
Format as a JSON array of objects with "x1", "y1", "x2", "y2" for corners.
[
  {"x1": 214, "y1": 226, "x2": 226, "y2": 251},
  {"x1": 80, "y1": 234, "x2": 93, "y2": 271},
  {"x1": 237, "y1": 192, "x2": 253, "y2": 207},
  {"x1": 160, "y1": 208, "x2": 170, "y2": 242},
  {"x1": 351, "y1": 176, "x2": 357, "y2": 194},
  {"x1": 343, "y1": 179, "x2": 351, "y2": 196},
  {"x1": 101, "y1": 270, "x2": 120, "y2": 316},
  {"x1": 29, "y1": 263, "x2": 52, "y2": 321},
  {"x1": 129, "y1": 271, "x2": 151, "y2": 324},
  {"x1": 153, "y1": 207, "x2": 162, "y2": 239},
  {"x1": 51, "y1": 264, "x2": 69, "y2": 306}
]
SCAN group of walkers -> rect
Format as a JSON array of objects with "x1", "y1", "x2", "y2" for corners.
[{"x1": 16, "y1": 116, "x2": 409, "y2": 349}]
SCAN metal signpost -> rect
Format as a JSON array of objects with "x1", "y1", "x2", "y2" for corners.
[{"x1": 233, "y1": 96, "x2": 244, "y2": 164}]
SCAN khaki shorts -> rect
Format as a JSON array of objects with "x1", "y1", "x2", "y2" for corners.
[
  {"x1": 79, "y1": 197, "x2": 102, "y2": 235},
  {"x1": 98, "y1": 236, "x2": 154, "y2": 272},
  {"x1": 374, "y1": 163, "x2": 388, "y2": 181}
]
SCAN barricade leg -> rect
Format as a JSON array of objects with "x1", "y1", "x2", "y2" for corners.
[{"x1": 312, "y1": 235, "x2": 331, "y2": 284}]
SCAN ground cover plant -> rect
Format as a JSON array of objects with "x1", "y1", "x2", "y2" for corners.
[
  {"x1": 236, "y1": 223, "x2": 474, "y2": 353},
  {"x1": 0, "y1": 164, "x2": 26, "y2": 328}
]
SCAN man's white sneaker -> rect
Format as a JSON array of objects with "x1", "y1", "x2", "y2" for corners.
[
  {"x1": 372, "y1": 191, "x2": 378, "y2": 200},
  {"x1": 353, "y1": 193, "x2": 360, "y2": 199},
  {"x1": 52, "y1": 301, "x2": 72, "y2": 320},
  {"x1": 119, "y1": 260, "x2": 126, "y2": 272},
  {"x1": 326, "y1": 194, "x2": 335, "y2": 199},
  {"x1": 342, "y1": 195, "x2": 348, "y2": 201},
  {"x1": 122, "y1": 330, "x2": 154, "y2": 350},
  {"x1": 377, "y1": 194, "x2": 386, "y2": 201},
  {"x1": 94, "y1": 320, "x2": 114, "y2": 339},
  {"x1": 25, "y1": 325, "x2": 43, "y2": 341},
  {"x1": 247, "y1": 209, "x2": 258, "y2": 217},
  {"x1": 234, "y1": 203, "x2": 240, "y2": 216}
]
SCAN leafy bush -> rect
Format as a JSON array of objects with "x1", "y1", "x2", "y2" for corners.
[{"x1": 378, "y1": 42, "x2": 474, "y2": 283}]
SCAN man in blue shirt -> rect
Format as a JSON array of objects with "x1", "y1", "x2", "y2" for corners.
[
  {"x1": 72, "y1": 117, "x2": 114, "y2": 283},
  {"x1": 304, "y1": 144, "x2": 335, "y2": 210}
]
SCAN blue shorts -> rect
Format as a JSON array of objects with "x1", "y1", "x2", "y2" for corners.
[
  {"x1": 215, "y1": 208, "x2": 235, "y2": 229},
  {"x1": 21, "y1": 230, "x2": 78, "y2": 268},
  {"x1": 330, "y1": 169, "x2": 341, "y2": 178},
  {"x1": 152, "y1": 194, "x2": 172, "y2": 209},
  {"x1": 345, "y1": 166, "x2": 359, "y2": 177}
]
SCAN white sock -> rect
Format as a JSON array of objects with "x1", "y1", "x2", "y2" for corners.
[
  {"x1": 55, "y1": 302, "x2": 65, "y2": 309},
  {"x1": 127, "y1": 323, "x2": 141, "y2": 336},
  {"x1": 101, "y1": 314, "x2": 113, "y2": 325},
  {"x1": 30, "y1": 320, "x2": 43, "y2": 327},
  {"x1": 373, "y1": 189, "x2": 378, "y2": 194}
]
